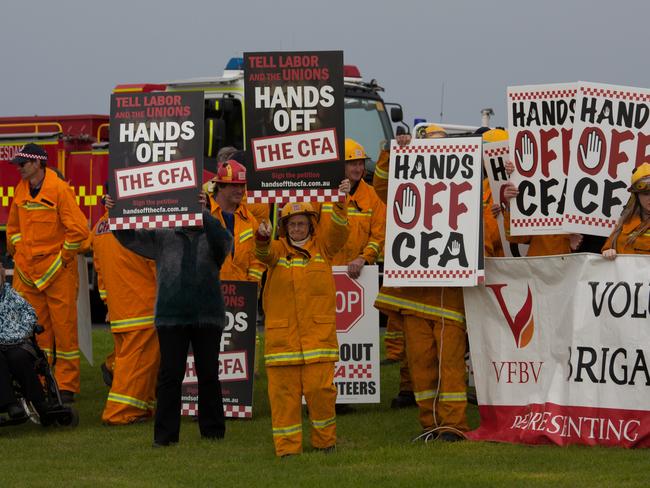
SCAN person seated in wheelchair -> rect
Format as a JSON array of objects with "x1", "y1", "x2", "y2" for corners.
[{"x1": 0, "y1": 262, "x2": 52, "y2": 424}]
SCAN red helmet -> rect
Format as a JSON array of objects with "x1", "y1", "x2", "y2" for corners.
[{"x1": 216, "y1": 160, "x2": 247, "y2": 184}]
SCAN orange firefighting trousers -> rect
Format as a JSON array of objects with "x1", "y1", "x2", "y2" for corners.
[
  {"x1": 102, "y1": 328, "x2": 160, "y2": 424},
  {"x1": 14, "y1": 262, "x2": 80, "y2": 393},
  {"x1": 267, "y1": 362, "x2": 337, "y2": 456},
  {"x1": 403, "y1": 314, "x2": 468, "y2": 433},
  {"x1": 383, "y1": 312, "x2": 412, "y2": 393}
]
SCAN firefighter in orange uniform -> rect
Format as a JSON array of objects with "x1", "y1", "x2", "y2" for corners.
[
  {"x1": 92, "y1": 205, "x2": 159, "y2": 424},
  {"x1": 255, "y1": 180, "x2": 350, "y2": 457},
  {"x1": 317, "y1": 139, "x2": 386, "y2": 277},
  {"x1": 6, "y1": 143, "x2": 89, "y2": 402},
  {"x1": 602, "y1": 163, "x2": 650, "y2": 258},
  {"x1": 210, "y1": 159, "x2": 265, "y2": 283},
  {"x1": 374, "y1": 125, "x2": 469, "y2": 440}
]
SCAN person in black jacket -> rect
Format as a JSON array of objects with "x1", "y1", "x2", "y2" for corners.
[{"x1": 107, "y1": 194, "x2": 233, "y2": 447}]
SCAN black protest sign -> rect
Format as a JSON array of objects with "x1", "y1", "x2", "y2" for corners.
[
  {"x1": 181, "y1": 281, "x2": 257, "y2": 418},
  {"x1": 564, "y1": 82, "x2": 650, "y2": 236},
  {"x1": 243, "y1": 51, "x2": 344, "y2": 203},
  {"x1": 109, "y1": 91, "x2": 204, "y2": 229},
  {"x1": 507, "y1": 83, "x2": 576, "y2": 236}
]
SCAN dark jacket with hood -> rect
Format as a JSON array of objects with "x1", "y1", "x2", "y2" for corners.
[{"x1": 113, "y1": 211, "x2": 233, "y2": 329}]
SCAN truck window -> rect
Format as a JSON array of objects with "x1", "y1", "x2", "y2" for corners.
[
  {"x1": 204, "y1": 96, "x2": 244, "y2": 171},
  {"x1": 344, "y1": 97, "x2": 393, "y2": 172}
]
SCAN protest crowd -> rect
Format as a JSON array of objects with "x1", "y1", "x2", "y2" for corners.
[{"x1": 2, "y1": 63, "x2": 650, "y2": 455}]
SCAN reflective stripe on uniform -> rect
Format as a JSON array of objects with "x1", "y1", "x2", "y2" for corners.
[
  {"x1": 272, "y1": 423, "x2": 302, "y2": 437},
  {"x1": 63, "y1": 240, "x2": 82, "y2": 250},
  {"x1": 239, "y1": 228, "x2": 254, "y2": 243},
  {"x1": 33, "y1": 252, "x2": 63, "y2": 289},
  {"x1": 439, "y1": 391, "x2": 467, "y2": 402},
  {"x1": 15, "y1": 266, "x2": 35, "y2": 287},
  {"x1": 330, "y1": 211, "x2": 348, "y2": 227},
  {"x1": 55, "y1": 349, "x2": 80, "y2": 360},
  {"x1": 414, "y1": 389, "x2": 437, "y2": 402},
  {"x1": 277, "y1": 254, "x2": 325, "y2": 268},
  {"x1": 107, "y1": 392, "x2": 151, "y2": 410},
  {"x1": 21, "y1": 202, "x2": 56, "y2": 211},
  {"x1": 366, "y1": 241, "x2": 380, "y2": 253},
  {"x1": 9, "y1": 233, "x2": 22, "y2": 245},
  {"x1": 110, "y1": 315, "x2": 155, "y2": 331},
  {"x1": 248, "y1": 268, "x2": 263, "y2": 280},
  {"x1": 384, "y1": 331, "x2": 404, "y2": 339},
  {"x1": 312, "y1": 416, "x2": 336, "y2": 429},
  {"x1": 99, "y1": 288, "x2": 107, "y2": 300},
  {"x1": 375, "y1": 292, "x2": 465, "y2": 323},
  {"x1": 265, "y1": 348, "x2": 339, "y2": 365},
  {"x1": 374, "y1": 165, "x2": 388, "y2": 180}
]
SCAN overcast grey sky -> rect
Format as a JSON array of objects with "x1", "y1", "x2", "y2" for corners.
[{"x1": 2, "y1": 0, "x2": 649, "y2": 128}]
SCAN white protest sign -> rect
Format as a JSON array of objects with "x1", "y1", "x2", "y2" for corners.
[
  {"x1": 507, "y1": 83, "x2": 577, "y2": 235},
  {"x1": 383, "y1": 137, "x2": 483, "y2": 286},
  {"x1": 564, "y1": 82, "x2": 650, "y2": 236}
]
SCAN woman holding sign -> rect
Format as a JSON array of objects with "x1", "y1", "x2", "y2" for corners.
[
  {"x1": 254, "y1": 180, "x2": 350, "y2": 457},
  {"x1": 602, "y1": 163, "x2": 650, "y2": 258}
]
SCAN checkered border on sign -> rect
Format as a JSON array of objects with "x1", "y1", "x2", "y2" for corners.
[
  {"x1": 247, "y1": 189, "x2": 344, "y2": 204},
  {"x1": 508, "y1": 89, "x2": 577, "y2": 101},
  {"x1": 565, "y1": 214, "x2": 617, "y2": 228},
  {"x1": 393, "y1": 144, "x2": 479, "y2": 154},
  {"x1": 109, "y1": 213, "x2": 203, "y2": 230},
  {"x1": 384, "y1": 269, "x2": 475, "y2": 279},
  {"x1": 181, "y1": 403, "x2": 252, "y2": 418},
  {"x1": 511, "y1": 217, "x2": 563, "y2": 227},
  {"x1": 348, "y1": 364, "x2": 372, "y2": 379},
  {"x1": 580, "y1": 86, "x2": 650, "y2": 102},
  {"x1": 484, "y1": 147, "x2": 509, "y2": 157}
]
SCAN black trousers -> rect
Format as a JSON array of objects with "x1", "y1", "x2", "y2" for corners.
[
  {"x1": 0, "y1": 346, "x2": 45, "y2": 409},
  {"x1": 154, "y1": 326, "x2": 225, "y2": 444}
]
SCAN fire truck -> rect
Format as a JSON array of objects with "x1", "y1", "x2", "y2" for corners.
[{"x1": 0, "y1": 59, "x2": 405, "y2": 254}]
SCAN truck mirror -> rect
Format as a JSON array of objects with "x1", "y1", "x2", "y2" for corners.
[{"x1": 390, "y1": 106, "x2": 403, "y2": 123}]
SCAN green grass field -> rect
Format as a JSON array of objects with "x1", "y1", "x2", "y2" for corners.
[{"x1": 0, "y1": 328, "x2": 647, "y2": 488}]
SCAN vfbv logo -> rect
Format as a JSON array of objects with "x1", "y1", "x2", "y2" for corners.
[{"x1": 486, "y1": 283, "x2": 535, "y2": 348}]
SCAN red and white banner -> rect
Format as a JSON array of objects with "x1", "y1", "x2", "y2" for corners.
[
  {"x1": 507, "y1": 83, "x2": 577, "y2": 235},
  {"x1": 564, "y1": 82, "x2": 650, "y2": 236},
  {"x1": 333, "y1": 266, "x2": 380, "y2": 403},
  {"x1": 383, "y1": 137, "x2": 483, "y2": 286},
  {"x1": 464, "y1": 254, "x2": 650, "y2": 448}
]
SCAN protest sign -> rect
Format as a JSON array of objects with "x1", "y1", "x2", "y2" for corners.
[
  {"x1": 383, "y1": 137, "x2": 483, "y2": 286},
  {"x1": 243, "y1": 51, "x2": 344, "y2": 203},
  {"x1": 181, "y1": 281, "x2": 257, "y2": 419},
  {"x1": 483, "y1": 141, "x2": 528, "y2": 257},
  {"x1": 109, "y1": 92, "x2": 204, "y2": 229},
  {"x1": 564, "y1": 82, "x2": 650, "y2": 236},
  {"x1": 507, "y1": 83, "x2": 577, "y2": 235},
  {"x1": 465, "y1": 254, "x2": 650, "y2": 448},
  {"x1": 333, "y1": 266, "x2": 380, "y2": 404}
]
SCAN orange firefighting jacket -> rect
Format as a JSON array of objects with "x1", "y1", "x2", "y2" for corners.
[
  {"x1": 315, "y1": 179, "x2": 386, "y2": 265},
  {"x1": 255, "y1": 203, "x2": 349, "y2": 366},
  {"x1": 372, "y1": 148, "x2": 390, "y2": 203},
  {"x1": 92, "y1": 212, "x2": 156, "y2": 332},
  {"x1": 482, "y1": 180, "x2": 504, "y2": 257},
  {"x1": 603, "y1": 214, "x2": 650, "y2": 255},
  {"x1": 7, "y1": 168, "x2": 89, "y2": 290},
  {"x1": 503, "y1": 208, "x2": 571, "y2": 256},
  {"x1": 211, "y1": 202, "x2": 265, "y2": 283}
]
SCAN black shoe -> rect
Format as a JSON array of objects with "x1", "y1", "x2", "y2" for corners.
[
  {"x1": 380, "y1": 358, "x2": 399, "y2": 365},
  {"x1": 315, "y1": 445, "x2": 336, "y2": 454},
  {"x1": 438, "y1": 431, "x2": 465, "y2": 442},
  {"x1": 101, "y1": 363, "x2": 113, "y2": 387},
  {"x1": 391, "y1": 391, "x2": 417, "y2": 409},
  {"x1": 7, "y1": 403, "x2": 25, "y2": 419},
  {"x1": 60, "y1": 391, "x2": 75, "y2": 404},
  {"x1": 335, "y1": 404, "x2": 355, "y2": 415}
]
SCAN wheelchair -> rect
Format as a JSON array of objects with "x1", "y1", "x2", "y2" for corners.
[{"x1": 0, "y1": 326, "x2": 79, "y2": 428}]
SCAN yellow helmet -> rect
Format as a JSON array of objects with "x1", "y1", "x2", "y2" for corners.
[
  {"x1": 279, "y1": 202, "x2": 318, "y2": 237},
  {"x1": 345, "y1": 138, "x2": 368, "y2": 161},
  {"x1": 482, "y1": 128, "x2": 509, "y2": 143},
  {"x1": 629, "y1": 163, "x2": 650, "y2": 192},
  {"x1": 424, "y1": 124, "x2": 447, "y2": 139}
]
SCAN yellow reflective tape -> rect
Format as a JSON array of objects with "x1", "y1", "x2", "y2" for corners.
[
  {"x1": 9, "y1": 233, "x2": 22, "y2": 245},
  {"x1": 312, "y1": 416, "x2": 336, "y2": 429},
  {"x1": 108, "y1": 392, "x2": 151, "y2": 410},
  {"x1": 99, "y1": 289, "x2": 107, "y2": 299},
  {"x1": 330, "y1": 212, "x2": 347, "y2": 226},
  {"x1": 55, "y1": 350, "x2": 80, "y2": 360},
  {"x1": 22, "y1": 202, "x2": 56, "y2": 211},
  {"x1": 374, "y1": 165, "x2": 388, "y2": 179},
  {"x1": 384, "y1": 331, "x2": 404, "y2": 339},
  {"x1": 272, "y1": 423, "x2": 302, "y2": 436},
  {"x1": 248, "y1": 269, "x2": 263, "y2": 279},
  {"x1": 33, "y1": 253, "x2": 62, "y2": 289},
  {"x1": 15, "y1": 267, "x2": 35, "y2": 287},
  {"x1": 63, "y1": 241, "x2": 81, "y2": 250},
  {"x1": 439, "y1": 392, "x2": 467, "y2": 402},
  {"x1": 239, "y1": 228, "x2": 254, "y2": 243},
  {"x1": 414, "y1": 390, "x2": 436, "y2": 401},
  {"x1": 375, "y1": 293, "x2": 465, "y2": 323}
]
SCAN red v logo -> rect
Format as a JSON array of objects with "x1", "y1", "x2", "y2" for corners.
[{"x1": 486, "y1": 284, "x2": 535, "y2": 348}]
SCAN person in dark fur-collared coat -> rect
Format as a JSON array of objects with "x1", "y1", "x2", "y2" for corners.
[{"x1": 110, "y1": 196, "x2": 233, "y2": 447}]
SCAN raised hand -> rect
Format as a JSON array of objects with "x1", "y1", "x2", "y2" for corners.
[
  {"x1": 394, "y1": 186, "x2": 417, "y2": 224},
  {"x1": 257, "y1": 219, "x2": 272, "y2": 238},
  {"x1": 448, "y1": 240, "x2": 461, "y2": 256},
  {"x1": 579, "y1": 131, "x2": 602, "y2": 168},
  {"x1": 339, "y1": 178, "x2": 351, "y2": 196},
  {"x1": 515, "y1": 134, "x2": 535, "y2": 171}
]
